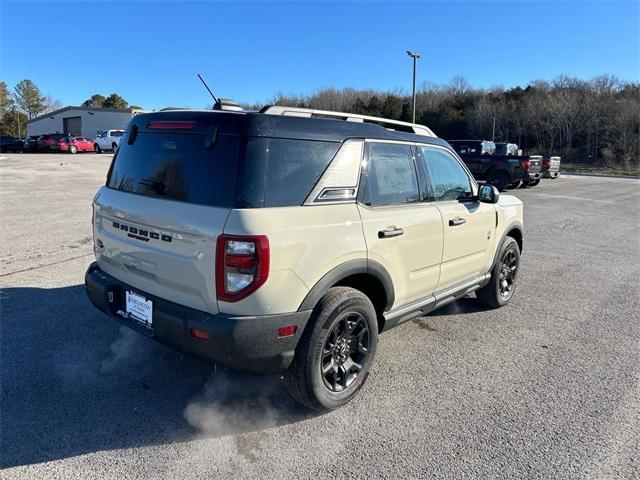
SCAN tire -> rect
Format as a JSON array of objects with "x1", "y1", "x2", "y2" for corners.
[
  {"x1": 527, "y1": 178, "x2": 541, "y2": 187},
  {"x1": 94, "y1": 144, "x2": 102, "y2": 153},
  {"x1": 486, "y1": 170, "x2": 510, "y2": 192},
  {"x1": 507, "y1": 180, "x2": 521, "y2": 189},
  {"x1": 476, "y1": 236, "x2": 520, "y2": 309},
  {"x1": 285, "y1": 287, "x2": 378, "y2": 412},
  {"x1": 69, "y1": 145, "x2": 78, "y2": 154},
  {"x1": 112, "y1": 143, "x2": 118, "y2": 152}
]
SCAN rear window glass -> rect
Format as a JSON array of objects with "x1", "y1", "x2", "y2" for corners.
[
  {"x1": 107, "y1": 132, "x2": 338, "y2": 208},
  {"x1": 238, "y1": 138, "x2": 339, "y2": 208},
  {"x1": 107, "y1": 132, "x2": 239, "y2": 207}
]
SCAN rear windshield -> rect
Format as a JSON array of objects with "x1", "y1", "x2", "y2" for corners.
[
  {"x1": 107, "y1": 132, "x2": 339, "y2": 208},
  {"x1": 108, "y1": 132, "x2": 239, "y2": 207}
]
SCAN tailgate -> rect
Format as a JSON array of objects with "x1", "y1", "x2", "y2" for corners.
[
  {"x1": 529, "y1": 155, "x2": 542, "y2": 173},
  {"x1": 94, "y1": 116, "x2": 241, "y2": 315},
  {"x1": 94, "y1": 187, "x2": 229, "y2": 314},
  {"x1": 550, "y1": 156, "x2": 561, "y2": 172}
]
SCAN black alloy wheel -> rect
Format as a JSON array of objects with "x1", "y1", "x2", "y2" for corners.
[
  {"x1": 498, "y1": 248, "x2": 518, "y2": 299},
  {"x1": 321, "y1": 311, "x2": 370, "y2": 392}
]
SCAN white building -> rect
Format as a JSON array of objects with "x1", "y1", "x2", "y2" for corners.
[{"x1": 26, "y1": 106, "x2": 146, "y2": 137}]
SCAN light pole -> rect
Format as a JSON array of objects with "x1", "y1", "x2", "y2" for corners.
[{"x1": 406, "y1": 50, "x2": 421, "y2": 123}]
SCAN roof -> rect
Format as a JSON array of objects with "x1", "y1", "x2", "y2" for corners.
[
  {"x1": 128, "y1": 109, "x2": 449, "y2": 147},
  {"x1": 27, "y1": 106, "x2": 147, "y2": 124}
]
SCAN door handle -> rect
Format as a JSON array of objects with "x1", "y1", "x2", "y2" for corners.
[
  {"x1": 378, "y1": 226, "x2": 404, "y2": 239},
  {"x1": 449, "y1": 217, "x2": 466, "y2": 227}
]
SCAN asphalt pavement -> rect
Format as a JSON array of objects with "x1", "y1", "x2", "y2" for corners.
[{"x1": 1, "y1": 153, "x2": 638, "y2": 479}]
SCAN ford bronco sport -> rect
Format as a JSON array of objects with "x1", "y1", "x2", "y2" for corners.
[{"x1": 85, "y1": 105, "x2": 524, "y2": 411}]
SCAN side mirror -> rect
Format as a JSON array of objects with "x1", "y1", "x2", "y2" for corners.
[{"x1": 478, "y1": 184, "x2": 500, "y2": 204}]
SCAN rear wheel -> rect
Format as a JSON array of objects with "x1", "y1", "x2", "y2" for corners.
[
  {"x1": 94, "y1": 143, "x2": 101, "y2": 153},
  {"x1": 68, "y1": 145, "x2": 78, "y2": 154},
  {"x1": 476, "y1": 236, "x2": 520, "y2": 308},
  {"x1": 112, "y1": 142, "x2": 118, "y2": 152},
  {"x1": 486, "y1": 170, "x2": 509, "y2": 192},
  {"x1": 285, "y1": 287, "x2": 378, "y2": 411},
  {"x1": 507, "y1": 180, "x2": 521, "y2": 189},
  {"x1": 527, "y1": 178, "x2": 541, "y2": 187}
]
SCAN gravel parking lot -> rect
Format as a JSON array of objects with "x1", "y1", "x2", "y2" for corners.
[{"x1": 1, "y1": 153, "x2": 639, "y2": 479}]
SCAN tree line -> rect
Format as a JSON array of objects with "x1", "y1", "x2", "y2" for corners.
[
  {"x1": 2, "y1": 75, "x2": 637, "y2": 169},
  {"x1": 0, "y1": 79, "x2": 140, "y2": 138},
  {"x1": 249, "y1": 74, "x2": 639, "y2": 169}
]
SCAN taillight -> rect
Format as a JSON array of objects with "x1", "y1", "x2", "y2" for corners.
[
  {"x1": 520, "y1": 159, "x2": 531, "y2": 171},
  {"x1": 543, "y1": 159, "x2": 551, "y2": 169},
  {"x1": 216, "y1": 234, "x2": 269, "y2": 302}
]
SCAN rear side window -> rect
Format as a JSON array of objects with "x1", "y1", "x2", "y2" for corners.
[
  {"x1": 418, "y1": 146, "x2": 472, "y2": 201},
  {"x1": 360, "y1": 143, "x2": 419, "y2": 206},
  {"x1": 111, "y1": 131, "x2": 124, "y2": 137},
  {"x1": 107, "y1": 132, "x2": 239, "y2": 207},
  {"x1": 238, "y1": 138, "x2": 339, "y2": 208}
]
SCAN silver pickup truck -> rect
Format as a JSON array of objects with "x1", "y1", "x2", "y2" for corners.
[{"x1": 542, "y1": 155, "x2": 561, "y2": 179}]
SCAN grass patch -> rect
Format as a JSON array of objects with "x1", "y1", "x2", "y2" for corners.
[{"x1": 561, "y1": 163, "x2": 640, "y2": 177}]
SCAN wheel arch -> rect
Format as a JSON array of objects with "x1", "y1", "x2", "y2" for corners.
[
  {"x1": 297, "y1": 259, "x2": 395, "y2": 331},
  {"x1": 490, "y1": 222, "x2": 523, "y2": 272}
]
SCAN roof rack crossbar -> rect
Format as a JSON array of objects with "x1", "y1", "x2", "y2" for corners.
[{"x1": 260, "y1": 106, "x2": 436, "y2": 137}]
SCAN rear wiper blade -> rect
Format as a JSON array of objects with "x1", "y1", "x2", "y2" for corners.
[{"x1": 137, "y1": 178, "x2": 166, "y2": 195}]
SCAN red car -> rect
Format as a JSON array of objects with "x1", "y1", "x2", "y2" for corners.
[
  {"x1": 37, "y1": 134, "x2": 67, "y2": 152},
  {"x1": 51, "y1": 136, "x2": 95, "y2": 153}
]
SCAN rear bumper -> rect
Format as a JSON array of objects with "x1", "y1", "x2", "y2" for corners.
[
  {"x1": 85, "y1": 262, "x2": 311, "y2": 374},
  {"x1": 543, "y1": 170, "x2": 559, "y2": 178},
  {"x1": 524, "y1": 171, "x2": 541, "y2": 181}
]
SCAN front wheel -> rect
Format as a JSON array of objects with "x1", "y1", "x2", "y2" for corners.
[
  {"x1": 94, "y1": 144, "x2": 102, "y2": 153},
  {"x1": 285, "y1": 287, "x2": 378, "y2": 411},
  {"x1": 68, "y1": 145, "x2": 78, "y2": 154},
  {"x1": 476, "y1": 236, "x2": 520, "y2": 308}
]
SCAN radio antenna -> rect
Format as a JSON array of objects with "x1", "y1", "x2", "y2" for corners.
[{"x1": 197, "y1": 73, "x2": 218, "y2": 104}]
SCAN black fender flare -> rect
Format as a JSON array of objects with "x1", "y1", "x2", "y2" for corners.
[
  {"x1": 297, "y1": 259, "x2": 395, "y2": 312},
  {"x1": 490, "y1": 221, "x2": 523, "y2": 272}
]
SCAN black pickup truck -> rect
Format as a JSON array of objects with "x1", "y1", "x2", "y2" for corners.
[{"x1": 447, "y1": 140, "x2": 541, "y2": 191}]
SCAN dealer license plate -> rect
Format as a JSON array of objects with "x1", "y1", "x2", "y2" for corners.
[{"x1": 125, "y1": 291, "x2": 153, "y2": 327}]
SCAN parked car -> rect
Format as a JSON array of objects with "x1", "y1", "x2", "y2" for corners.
[
  {"x1": 37, "y1": 134, "x2": 67, "y2": 152},
  {"x1": 51, "y1": 136, "x2": 96, "y2": 153},
  {"x1": 24, "y1": 136, "x2": 41, "y2": 152},
  {"x1": 85, "y1": 104, "x2": 524, "y2": 411},
  {"x1": 93, "y1": 129, "x2": 124, "y2": 152},
  {"x1": 0, "y1": 135, "x2": 25, "y2": 153},
  {"x1": 542, "y1": 155, "x2": 561, "y2": 179},
  {"x1": 520, "y1": 155, "x2": 543, "y2": 187},
  {"x1": 447, "y1": 139, "x2": 541, "y2": 190}
]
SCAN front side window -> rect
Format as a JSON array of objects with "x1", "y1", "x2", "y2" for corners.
[
  {"x1": 419, "y1": 146, "x2": 472, "y2": 201},
  {"x1": 360, "y1": 143, "x2": 419, "y2": 206}
]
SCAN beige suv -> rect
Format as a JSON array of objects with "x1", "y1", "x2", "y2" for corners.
[{"x1": 85, "y1": 105, "x2": 523, "y2": 411}]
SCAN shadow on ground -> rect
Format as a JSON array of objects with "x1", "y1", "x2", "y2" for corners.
[{"x1": 0, "y1": 285, "x2": 313, "y2": 469}]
